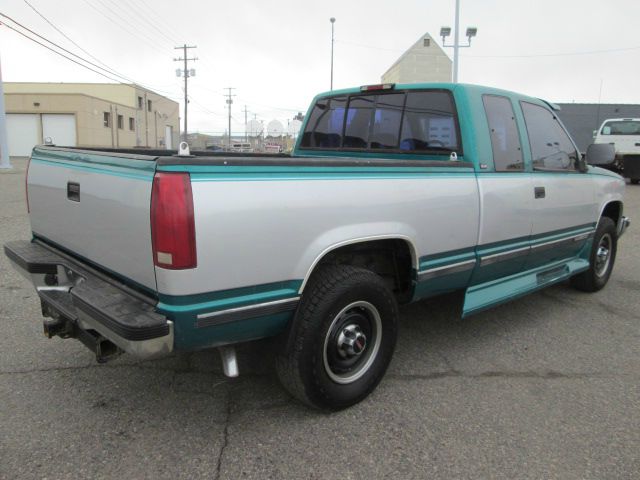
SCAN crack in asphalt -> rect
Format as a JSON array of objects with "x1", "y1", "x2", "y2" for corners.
[
  {"x1": 388, "y1": 370, "x2": 639, "y2": 381},
  {"x1": 215, "y1": 389, "x2": 233, "y2": 480},
  {"x1": 4, "y1": 362, "x2": 637, "y2": 382},
  {"x1": 0, "y1": 362, "x2": 196, "y2": 376}
]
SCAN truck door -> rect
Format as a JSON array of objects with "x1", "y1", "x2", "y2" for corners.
[
  {"x1": 519, "y1": 102, "x2": 597, "y2": 270},
  {"x1": 470, "y1": 94, "x2": 534, "y2": 285}
]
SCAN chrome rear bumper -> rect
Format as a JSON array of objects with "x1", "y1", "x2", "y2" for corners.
[{"x1": 4, "y1": 239, "x2": 173, "y2": 361}]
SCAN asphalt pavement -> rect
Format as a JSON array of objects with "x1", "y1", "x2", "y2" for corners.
[{"x1": 1, "y1": 157, "x2": 638, "y2": 479}]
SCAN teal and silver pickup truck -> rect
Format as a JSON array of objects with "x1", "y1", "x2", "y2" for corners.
[{"x1": 4, "y1": 83, "x2": 630, "y2": 410}]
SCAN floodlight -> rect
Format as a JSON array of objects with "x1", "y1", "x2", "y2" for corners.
[
  {"x1": 466, "y1": 27, "x2": 477, "y2": 38},
  {"x1": 440, "y1": 26, "x2": 451, "y2": 38}
]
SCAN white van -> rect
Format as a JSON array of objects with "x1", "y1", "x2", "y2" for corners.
[{"x1": 593, "y1": 118, "x2": 640, "y2": 184}]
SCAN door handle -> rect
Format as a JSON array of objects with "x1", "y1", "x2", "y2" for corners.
[{"x1": 534, "y1": 186, "x2": 546, "y2": 199}]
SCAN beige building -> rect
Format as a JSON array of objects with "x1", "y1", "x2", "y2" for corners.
[
  {"x1": 381, "y1": 33, "x2": 452, "y2": 84},
  {"x1": 3, "y1": 82, "x2": 180, "y2": 156}
]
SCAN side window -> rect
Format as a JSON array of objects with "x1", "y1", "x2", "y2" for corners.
[
  {"x1": 521, "y1": 102, "x2": 578, "y2": 171},
  {"x1": 300, "y1": 97, "x2": 347, "y2": 148},
  {"x1": 482, "y1": 95, "x2": 523, "y2": 171},
  {"x1": 400, "y1": 91, "x2": 459, "y2": 152}
]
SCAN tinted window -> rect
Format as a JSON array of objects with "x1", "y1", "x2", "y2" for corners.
[
  {"x1": 600, "y1": 120, "x2": 640, "y2": 135},
  {"x1": 299, "y1": 90, "x2": 460, "y2": 155},
  {"x1": 370, "y1": 94, "x2": 404, "y2": 149},
  {"x1": 400, "y1": 91, "x2": 458, "y2": 151},
  {"x1": 344, "y1": 96, "x2": 374, "y2": 148},
  {"x1": 300, "y1": 97, "x2": 346, "y2": 148},
  {"x1": 483, "y1": 95, "x2": 523, "y2": 171},
  {"x1": 521, "y1": 102, "x2": 578, "y2": 171},
  {"x1": 342, "y1": 94, "x2": 405, "y2": 149}
]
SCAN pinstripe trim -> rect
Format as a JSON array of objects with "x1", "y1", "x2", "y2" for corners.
[{"x1": 195, "y1": 297, "x2": 299, "y2": 328}]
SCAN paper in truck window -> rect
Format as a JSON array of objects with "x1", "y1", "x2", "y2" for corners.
[{"x1": 427, "y1": 117, "x2": 455, "y2": 146}]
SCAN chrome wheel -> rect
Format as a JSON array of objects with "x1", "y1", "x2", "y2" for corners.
[
  {"x1": 323, "y1": 301, "x2": 382, "y2": 384},
  {"x1": 594, "y1": 233, "x2": 612, "y2": 278}
]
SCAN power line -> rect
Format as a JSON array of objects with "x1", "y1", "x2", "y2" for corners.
[
  {"x1": 1, "y1": 12, "x2": 130, "y2": 80},
  {"x1": 189, "y1": 97, "x2": 225, "y2": 117},
  {"x1": 23, "y1": 0, "x2": 114, "y2": 71},
  {"x1": 0, "y1": 20, "x2": 122, "y2": 83},
  {"x1": 336, "y1": 38, "x2": 640, "y2": 59},
  {"x1": 102, "y1": 0, "x2": 179, "y2": 46},
  {"x1": 236, "y1": 95, "x2": 305, "y2": 113},
  {"x1": 462, "y1": 45, "x2": 640, "y2": 58},
  {"x1": 335, "y1": 39, "x2": 403, "y2": 53},
  {"x1": 1, "y1": 12, "x2": 176, "y2": 96},
  {"x1": 137, "y1": 0, "x2": 184, "y2": 44},
  {"x1": 79, "y1": 0, "x2": 170, "y2": 57},
  {"x1": 94, "y1": 0, "x2": 173, "y2": 50},
  {"x1": 21, "y1": 0, "x2": 159, "y2": 89}
]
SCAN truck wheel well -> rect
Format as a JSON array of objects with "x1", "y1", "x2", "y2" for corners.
[
  {"x1": 313, "y1": 239, "x2": 414, "y2": 303},
  {"x1": 601, "y1": 201, "x2": 622, "y2": 225}
]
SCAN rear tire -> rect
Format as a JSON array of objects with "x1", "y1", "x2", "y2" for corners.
[
  {"x1": 276, "y1": 265, "x2": 398, "y2": 410},
  {"x1": 570, "y1": 217, "x2": 617, "y2": 292}
]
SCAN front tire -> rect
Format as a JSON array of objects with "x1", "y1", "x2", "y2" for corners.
[
  {"x1": 276, "y1": 265, "x2": 398, "y2": 410},
  {"x1": 570, "y1": 217, "x2": 617, "y2": 292},
  {"x1": 630, "y1": 179, "x2": 639, "y2": 185}
]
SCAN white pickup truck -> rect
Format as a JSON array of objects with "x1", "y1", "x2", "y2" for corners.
[
  {"x1": 593, "y1": 118, "x2": 640, "y2": 184},
  {"x1": 5, "y1": 83, "x2": 630, "y2": 410}
]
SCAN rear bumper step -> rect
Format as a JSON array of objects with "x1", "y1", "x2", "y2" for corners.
[{"x1": 4, "y1": 240, "x2": 173, "y2": 360}]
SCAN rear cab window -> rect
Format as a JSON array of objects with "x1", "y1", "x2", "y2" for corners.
[
  {"x1": 299, "y1": 89, "x2": 462, "y2": 156},
  {"x1": 599, "y1": 120, "x2": 640, "y2": 135}
]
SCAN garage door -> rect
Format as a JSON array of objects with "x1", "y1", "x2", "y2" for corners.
[
  {"x1": 6, "y1": 114, "x2": 39, "y2": 157},
  {"x1": 42, "y1": 114, "x2": 76, "y2": 147}
]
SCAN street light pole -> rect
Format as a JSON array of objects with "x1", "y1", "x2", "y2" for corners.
[
  {"x1": 440, "y1": 0, "x2": 477, "y2": 84},
  {"x1": 453, "y1": 0, "x2": 460, "y2": 83},
  {"x1": 330, "y1": 17, "x2": 336, "y2": 91}
]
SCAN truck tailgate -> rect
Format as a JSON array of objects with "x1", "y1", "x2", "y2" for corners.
[{"x1": 27, "y1": 147, "x2": 158, "y2": 291}]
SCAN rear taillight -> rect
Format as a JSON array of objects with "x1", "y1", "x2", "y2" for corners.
[
  {"x1": 25, "y1": 156, "x2": 31, "y2": 213},
  {"x1": 150, "y1": 172, "x2": 197, "y2": 269}
]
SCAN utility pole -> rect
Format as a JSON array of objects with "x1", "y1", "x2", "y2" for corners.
[
  {"x1": 0, "y1": 52, "x2": 11, "y2": 169},
  {"x1": 330, "y1": 17, "x2": 336, "y2": 91},
  {"x1": 224, "y1": 87, "x2": 236, "y2": 150},
  {"x1": 243, "y1": 105, "x2": 248, "y2": 142},
  {"x1": 174, "y1": 44, "x2": 197, "y2": 142}
]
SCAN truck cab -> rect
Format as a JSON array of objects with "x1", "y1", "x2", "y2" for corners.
[{"x1": 593, "y1": 118, "x2": 640, "y2": 183}]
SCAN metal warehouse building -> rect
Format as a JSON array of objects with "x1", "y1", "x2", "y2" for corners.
[
  {"x1": 3, "y1": 82, "x2": 180, "y2": 157},
  {"x1": 556, "y1": 103, "x2": 640, "y2": 153}
]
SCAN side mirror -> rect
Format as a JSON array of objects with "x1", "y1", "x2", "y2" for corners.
[
  {"x1": 585, "y1": 143, "x2": 616, "y2": 166},
  {"x1": 592, "y1": 129, "x2": 597, "y2": 138}
]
